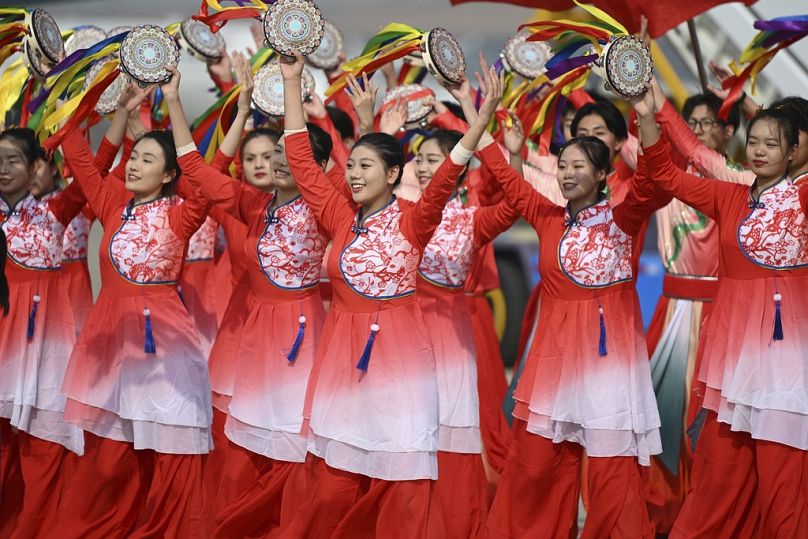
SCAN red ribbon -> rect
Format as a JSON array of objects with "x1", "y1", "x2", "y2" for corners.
[
  {"x1": 42, "y1": 68, "x2": 121, "y2": 154},
  {"x1": 378, "y1": 87, "x2": 434, "y2": 114}
]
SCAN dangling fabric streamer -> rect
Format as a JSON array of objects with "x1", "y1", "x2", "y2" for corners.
[
  {"x1": 598, "y1": 305, "x2": 608, "y2": 356},
  {"x1": 143, "y1": 307, "x2": 156, "y2": 354},
  {"x1": 287, "y1": 315, "x2": 306, "y2": 362},
  {"x1": 26, "y1": 294, "x2": 40, "y2": 340},
  {"x1": 772, "y1": 292, "x2": 784, "y2": 341},
  {"x1": 356, "y1": 322, "x2": 380, "y2": 373}
]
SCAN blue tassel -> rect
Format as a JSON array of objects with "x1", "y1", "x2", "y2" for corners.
[
  {"x1": 773, "y1": 293, "x2": 784, "y2": 341},
  {"x1": 355, "y1": 323, "x2": 380, "y2": 373},
  {"x1": 598, "y1": 306, "x2": 608, "y2": 357},
  {"x1": 287, "y1": 315, "x2": 306, "y2": 362},
  {"x1": 144, "y1": 308, "x2": 156, "y2": 354},
  {"x1": 26, "y1": 295, "x2": 40, "y2": 340}
]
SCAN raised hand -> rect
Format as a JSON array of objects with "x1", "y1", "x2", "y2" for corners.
[
  {"x1": 117, "y1": 82, "x2": 152, "y2": 113},
  {"x1": 232, "y1": 51, "x2": 254, "y2": 114},
  {"x1": 501, "y1": 112, "x2": 525, "y2": 155},
  {"x1": 380, "y1": 97, "x2": 408, "y2": 135},
  {"x1": 477, "y1": 67, "x2": 505, "y2": 122},
  {"x1": 303, "y1": 91, "x2": 328, "y2": 120},
  {"x1": 160, "y1": 66, "x2": 181, "y2": 101},
  {"x1": 207, "y1": 48, "x2": 233, "y2": 83},
  {"x1": 628, "y1": 84, "x2": 656, "y2": 118},
  {"x1": 346, "y1": 72, "x2": 378, "y2": 134},
  {"x1": 446, "y1": 77, "x2": 473, "y2": 105},
  {"x1": 279, "y1": 52, "x2": 305, "y2": 80},
  {"x1": 249, "y1": 21, "x2": 265, "y2": 52}
]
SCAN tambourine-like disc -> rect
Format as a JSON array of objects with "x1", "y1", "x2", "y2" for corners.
[
  {"x1": 502, "y1": 29, "x2": 551, "y2": 80},
  {"x1": 382, "y1": 84, "x2": 435, "y2": 125},
  {"x1": 252, "y1": 61, "x2": 315, "y2": 116},
  {"x1": 262, "y1": 0, "x2": 325, "y2": 57},
  {"x1": 119, "y1": 25, "x2": 180, "y2": 86},
  {"x1": 84, "y1": 58, "x2": 127, "y2": 115},
  {"x1": 421, "y1": 27, "x2": 465, "y2": 85},
  {"x1": 65, "y1": 25, "x2": 107, "y2": 57},
  {"x1": 179, "y1": 17, "x2": 225, "y2": 60},
  {"x1": 602, "y1": 35, "x2": 653, "y2": 97},
  {"x1": 306, "y1": 19, "x2": 343, "y2": 70},
  {"x1": 29, "y1": 9, "x2": 65, "y2": 64}
]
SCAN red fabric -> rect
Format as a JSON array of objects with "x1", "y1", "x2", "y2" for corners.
[
  {"x1": 489, "y1": 420, "x2": 652, "y2": 538},
  {"x1": 433, "y1": 451, "x2": 488, "y2": 539},
  {"x1": 51, "y1": 433, "x2": 152, "y2": 538},
  {"x1": 448, "y1": 0, "x2": 758, "y2": 38},
  {"x1": 514, "y1": 283, "x2": 541, "y2": 372},
  {"x1": 211, "y1": 438, "x2": 272, "y2": 520},
  {"x1": 205, "y1": 407, "x2": 229, "y2": 522},
  {"x1": 9, "y1": 432, "x2": 70, "y2": 539},
  {"x1": 213, "y1": 460, "x2": 306, "y2": 538},
  {"x1": 670, "y1": 411, "x2": 759, "y2": 538},
  {"x1": 0, "y1": 419, "x2": 23, "y2": 536}
]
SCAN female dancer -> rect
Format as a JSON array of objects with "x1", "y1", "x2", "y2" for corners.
[
  {"x1": 279, "y1": 53, "x2": 502, "y2": 538},
  {"x1": 54, "y1": 82, "x2": 212, "y2": 537},
  {"x1": 635, "y1": 87, "x2": 808, "y2": 539},
  {"x1": 165, "y1": 57, "x2": 333, "y2": 536},
  {"x1": 0, "y1": 127, "x2": 86, "y2": 538},
  {"x1": 480, "y1": 126, "x2": 664, "y2": 535}
]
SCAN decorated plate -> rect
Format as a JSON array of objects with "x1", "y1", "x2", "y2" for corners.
[
  {"x1": 502, "y1": 29, "x2": 551, "y2": 79},
  {"x1": 382, "y1": 84, "x2": 435, "y2": 125},
  {"x1": 421, "y1": 27, "x2": 465, "y2": 85},
  {"x1": 179, "y1": 17, "x2": 225, "y2": 61},
  {"x1": 28, "y1": 9, "x2": 65, "y2": 64},
  {"x1": 307, "y1": 19, "x2": 343, "y2": 70},
  {"x1": 602, "y1": 35, "x2": 653, "y2": 97},
  {"x1": 119, "y1": 24, "x2": 180, "y2": 86},
  {"x1": 252, "y1": 61, "x2": 315, "y2": 116},
  {"x1": 262, "y1": 0, "x2": 325, "y2": 57},
  {"x1": 84, "y1": 58, "x2": 127, "y2": 115},
  {"x1": 65, "y1": 25, "x2": 107, "y2": 57}
]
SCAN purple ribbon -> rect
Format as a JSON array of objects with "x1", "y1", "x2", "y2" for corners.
[{"x1": 545, "y1": 55, "x2": 596, "y2": 81}]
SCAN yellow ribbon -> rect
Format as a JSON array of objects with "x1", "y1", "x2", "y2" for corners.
[
  {"x1": 573, "y1": 0, "x2": 628, "y2": 35},
  {"x1": 42, "y1": 59, "x2": 118, "y2": 132},
  {"x1": 44, "y1": 43, "x2": 121, "y2": 108},
  {"x1": 0, "y1": 58, "x2": 28, "y2": 120}
]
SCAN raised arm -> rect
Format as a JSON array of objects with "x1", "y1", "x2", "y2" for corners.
[
  {"x1": 473, "y1": 198, "x2": 519, "y2": 247},
  {"x1": 614, "y1": 150, "x2": 673, "y2": 236},
  {"x1": 46, "y1": 179, "x2": 87, "y2": 227},
  {"x1": 60, "y1": 130, "x2": 124, "y2": 224},
  {"x1": 216, "y1": 52, "x2": 252, "y2": 161},
  {"x1": 282, "y1": 54, "x2": 354, "y2": 235},
  {"x1": 405, "y1": 67, "x2": 505, "y2": 249}
]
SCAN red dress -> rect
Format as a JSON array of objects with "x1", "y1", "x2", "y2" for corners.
[
  {"x1": 481, "y1": 142, "x2": 662, "y2": 538},
  {"x1": 180, "y1": 215, "x2": 219, "y2": 358},
  {"x1": 643, "y1": 138, "x2": 808, "y2": 539},
  {"x1": 281, "y1": 129, "x2": 466, "y2": 538}
]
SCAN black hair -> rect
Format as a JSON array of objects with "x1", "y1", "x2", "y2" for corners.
[
  {"x1": 134, "y1": 131, "x2": 180, "y2": 197},
  {"x1": 306, "y1": 122, "x2": 333, "y2": 168},
  {"x1": 682, "y1": 93, "x2": 741, "y2": 133},
  {"x1": 352, "y1": 132, "x2": 405, "y2": 186},
  {"x1": 0, "y1": 228, "x2": 8, "y2": 316},
  {"x1": 558, "y1": 136, "x2": 611, "y2": 194},
  {"x1": 421, "y1": 129, "x2": 462, "y2": 157},
  {"x1": 239, "y1": 127, "x2": 281, "y2": 161},
  {"x1": 441, "y1": 101, "x2": 466, "y2": 123},
  {"x1": 571, "y1": 101, "x2": 628, "y2": 141},
  {"x1": 326, "y1": 106, "x2": 355, "y2": 142},
  {"x1": 0, "y1": 127, "x2": 39, "y2": 169},
  {"x1": 769, "y1": 96, "x2": 808, "y2": 136},
  {"x1": 746, "y1": 107, "x2": 799, "y2": 153}
]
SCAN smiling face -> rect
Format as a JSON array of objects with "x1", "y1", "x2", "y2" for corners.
[
  {"x1": 574, "y1": 112, "x2": 623, "y2": 162},
  {"x1": 746, "y1": 117, "x2": 796, "y2": 180},
  {"x1": 29, "y1": 157, "x2": 58, "y2": 197},
  {"x1": 346, "y1": 144, "x2": 399, "y2": 209},
  {"x1": 125, "y1": 138, "x2": 174, "y2": 200},
  {"x1": 414, "y1": 138, "x2": 446, "y2": 191},
  {"x1": 243, "y1": 134, "x2": 275, "y2": 191},
  {"x1": 556, "y1": 144, "x2": 606, "y2": 203},
  {"x1": 0, "y1": 139, "x2": 33, "y2": 201}
]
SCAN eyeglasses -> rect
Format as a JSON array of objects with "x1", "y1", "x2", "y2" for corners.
[{"x1": 687, "y1": 118, "x2": 720, "y2": 131}]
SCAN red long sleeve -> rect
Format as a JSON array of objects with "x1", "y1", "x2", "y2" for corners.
[
  {"x1": 62, "y1": 130, "x2": 126, "y2": 224},
  {"x1": 46, "y1": 180, "x2": 87, "y2": 227}
]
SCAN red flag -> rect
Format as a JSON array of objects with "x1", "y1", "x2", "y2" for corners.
[{"x1": 448, "y1": 0, "x2": 758, "y2": 38}]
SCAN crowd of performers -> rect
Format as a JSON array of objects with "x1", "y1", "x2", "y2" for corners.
[{"x1": 2, "y1": 7, "x2": 808, "y2": 539}]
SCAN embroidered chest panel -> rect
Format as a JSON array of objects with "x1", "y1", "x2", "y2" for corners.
[
  {"x1": 256, "y1": 196, "x2": 326, "y2": 289},
  {"x1": 109, "y1": 198, "x2": 184, "y2": 283},
  {"x1": 738, "y1": 181, "x2": 808, "y2": 269},
  {"x1": 419, "y1": 198, "x2": 475, "y2": 287},
  {"x1": 1, "y1": 195, "x2": 64, "y2": 270},
  {"x1": 186, "y1": 215, "x2": 217, "y2": 262},
  {"x1": 340, "y1": 199, "x2": 420, "y2": 298},
  {"x1": 62, "y1": 212, "x2": 91, "y2": 261},
  {"x1": 558, "y1": 201, "x2": 633, "y2": 287}
]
